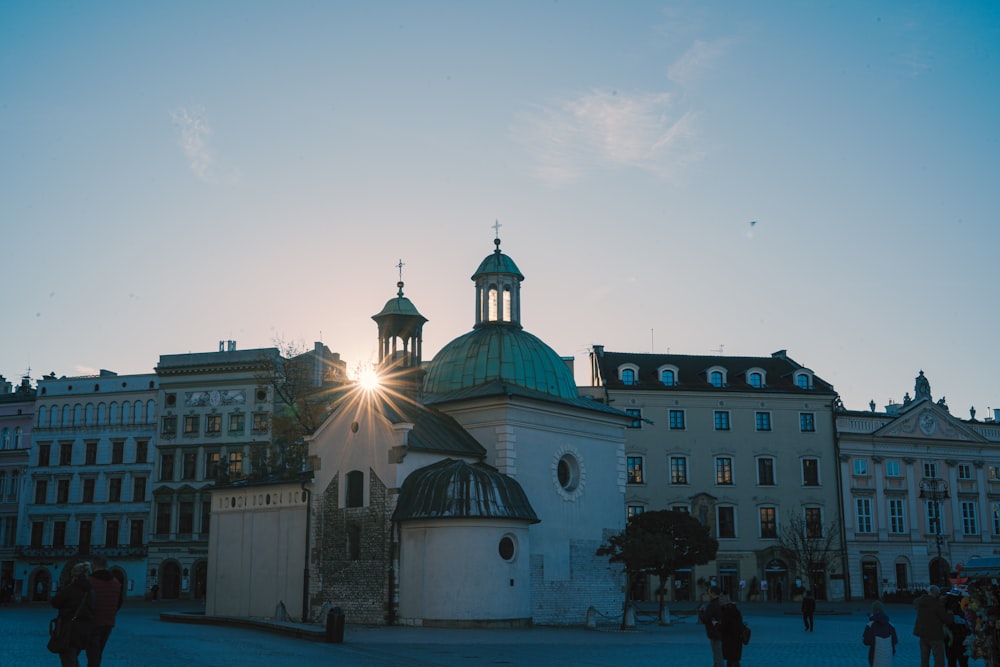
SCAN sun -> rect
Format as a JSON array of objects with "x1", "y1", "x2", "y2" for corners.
[{"x1": 358, "y1": 367, "x2": 381, "y2": 391}]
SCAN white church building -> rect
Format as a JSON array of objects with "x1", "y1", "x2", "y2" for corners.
[{"x1": 206, "y1": 236, "x2": 630, "y2": 626}]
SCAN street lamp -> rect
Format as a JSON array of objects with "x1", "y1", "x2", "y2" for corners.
[{"x1": 919, "y1": 478, "x2": 950, "y2": 588}]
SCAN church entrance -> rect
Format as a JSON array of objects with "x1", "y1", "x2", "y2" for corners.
[
  {"x1": 159, "y1": 561, "x2": 181, "y2": 599},
  {"x1": 192, "y1": 560, "x2": 208, "y2": 599}
]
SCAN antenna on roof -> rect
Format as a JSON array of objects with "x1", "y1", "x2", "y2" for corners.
[
  {"x1": 651, "y1": 328, "x2": 654, "y2": 353},
  {"x1": 711, "y1": 344, "x2": 725, "y2": 355}
]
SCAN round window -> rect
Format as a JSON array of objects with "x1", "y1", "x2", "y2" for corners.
[
  {"x1": 499, "y1": 535, "x2": 516, "y2": 561},
  {"x1": 557, "y1": 454, "x2": 580, "y2": 491}
]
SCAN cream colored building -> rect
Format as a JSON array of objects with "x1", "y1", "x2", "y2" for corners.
[
  {"x1": 583, "y1": 347, "x2": 845, "y2": 601},
  {"x1": 836, "y1": 371, "x2": 1000, "y2": 600}
]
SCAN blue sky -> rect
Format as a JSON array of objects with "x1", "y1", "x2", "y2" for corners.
[{"x1": 2, "y1": 1, "x2": 997, "y2": 416}]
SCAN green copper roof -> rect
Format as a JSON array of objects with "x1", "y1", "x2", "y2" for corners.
[
  {"x1": 372, "y1": 282, "x2": 426, "y2": 321},
  {"x1": 472, "y1": 250, "x2": 523, "y2": 280},
  {"x1": 423, "y1": 325, "x2": 578, "y2": 400}
]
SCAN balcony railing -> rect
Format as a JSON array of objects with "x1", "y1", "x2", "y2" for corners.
[{"x1": 16, "y1": 544, "x2": 148, "y2": 559}]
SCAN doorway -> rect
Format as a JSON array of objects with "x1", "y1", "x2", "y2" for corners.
[
  {"x1": 160, "y1": 561, "x2": 181, "y2": 599},
  {"x1": 862, "y1": 560, "x2": 879, "y2": 599}
]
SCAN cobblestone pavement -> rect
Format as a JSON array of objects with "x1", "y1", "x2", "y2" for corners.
[{"x1": 0, "y1": 600, "x2": 985, "y2": 666}]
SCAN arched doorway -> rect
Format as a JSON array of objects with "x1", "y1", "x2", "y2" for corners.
[
  {"x1": 929, "y1": 557, "x2": 950, "y2": 588},
  {"x1": 764, "y1": 558, "x2": 788, "y2": 602},
  {"x1": 160, "y1": 561, "x2": 181, "y2": 600},
  {"x1": 861, "y1": 559, "x2": 879, "y2": 599},
  {"x1": 31, "y1": 568, "x2": 51, "y2": 602},
  {"x1": 672, "y1": 569, "x2": 692, "y2": 602},
  {"x1": 192, "y1": 560, "x2": 208, "y2": 599}
]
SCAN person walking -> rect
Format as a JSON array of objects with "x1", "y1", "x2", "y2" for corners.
[
  {"x1": 719, "y1": 594, "x2": 744, "y2": 667},
  {"x1": 801, "y1": 589, "x2": 816, "y2": 631},
  {"x1": 701, "y1": 585, "x2": 724, "y2": 667},
  {"x1": 87, "y1": 555, "x2": 124, "y2": 667},
  {"x1": 50, "y1": 562, "x2": 95, "y2": 667},
  {"x1": 863, "y1": 600, "x2": 899, "y2": 667},
  {"x1": 913, "y1": 584, "x2": 951, "y2": 667}
]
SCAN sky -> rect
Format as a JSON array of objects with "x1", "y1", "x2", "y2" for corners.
[{"x1": 1, "y1": 1, "x2": 998, "y2": 417}]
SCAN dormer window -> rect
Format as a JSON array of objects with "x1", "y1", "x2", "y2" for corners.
[
  {"x1": 618, "y1": 364, "x2": 640, "y2": 386},
  {"x1": 794, "y1": 371, "x2": 813, "y2": 389},
  {"x1": 707, "y1": 367, "x2": 727, "y2": 388},
  {"x1": 748, "y1": 372, "x2": 763, "y2": 388},
  {"x1": 658, "y1": 366, "x2": 679, "y2": 387}
]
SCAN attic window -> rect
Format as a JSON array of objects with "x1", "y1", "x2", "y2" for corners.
[
  {"x1": 658, "y1": 365, "x2": 679, "y2": 387},
  {"x1": 747, "y1": 369, "x2": 766, "y2": 388},
  {"x1": 795, "y1": 372, "x2": 813, "y2": 389},
  {"x1": 708, "y1": 368, "x2": 726, "y2": 388},
  {"x1": 618, "y1": 364, "x2": 640, "y2": 386}
]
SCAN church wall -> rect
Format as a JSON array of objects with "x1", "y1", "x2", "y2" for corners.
[
  {"x1": 205, "y1": 483, "x2": 306, "y2": 619},
  {"x1": 397, "y1": 519, "x2": 531, "y2": 624}
]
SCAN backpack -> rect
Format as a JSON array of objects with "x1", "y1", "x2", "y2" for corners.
[{"x1": 741, "y1": 622, "x2": 751, "y2": 645}]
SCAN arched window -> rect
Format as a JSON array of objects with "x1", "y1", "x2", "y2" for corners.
[
  {"x1": 85, "y1": 403, "x2": 95, "y2": 426},
  {"x1": 621, "y1": 369, "x2": 635, "y2": 385},
  {"x1": 109, "y1": 402, "x2": 119, "y2": 425},
  {"x1": 8, "y1": 470, "x2": 18, "y2": 502},
  {"x1": 487, "y1": 285, "x2": 499, "y2": 321},
  {"x1": 61, "y1": 405, "x2": 71, "y2": 427},
  {"x1": 502, "y1": 285, "x2": 512, "y2": 322},
  {"x1": 134, "y1": 401, "x2": 144, "y2": 424},
  {"x1": 97, "y1": 403, "x2": 107, "y2": 425},
  {"x1": 710, "y1": 370, "x2": 724, "y2": 387},
  {"x1": 748, "y1": 372, "x2": 763, "y2": 388},
  {"x1": 73, "y1": 404, "x2": 83, "y2": 426},
  {"x1": 13, "y1": 427, "x2": 21, "y2": 449},
  {"x1": 147, "y1": 400, "x2": 156, "y2": 423},
  {"x1": 0, "y1": 428, "x2": 8, "y2": 449},
  {"x1": 37, "y1": 406, "x2": 48, "y2": 429},
  {"x1": 661, "y1": 369, "x2": 675, "y2": 386},
  {"x1": 121, "y1": 402, "x2": 132, "y2": 425}
]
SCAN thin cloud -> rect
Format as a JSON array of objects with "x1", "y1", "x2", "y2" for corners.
[
  {"x1": 514, "y1": 90, "x2": 700, "y2": 186},
  {"x1": 667, "y1": 39, "x2": 730, "y2": 86},
  {"x1": 170, "y1": 106, "x2": 222, "y2": 183}
]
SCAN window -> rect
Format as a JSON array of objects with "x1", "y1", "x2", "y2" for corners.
[
  {"x1": 627, "y1": 456, "x2": 644, "y2": 484},
  {"x1": 38, "y1": 443, "x2": 50, "y2": 466},
  {"x1": 625, "y1": 408, "x2": 642, "y2": 429},
  {"x1": 927, "y1": 501, "x2": 943, "y2": 534},
  {"x1": 4, "y1": 471, "x2": 14, "y2": 502},
  {"x1": 135, "y1": 440, "x2": 148, "y2": 463},
  {"x1": 962, "y1": 501, "x2": 979, "y2": 535},
  {"x1": 57, "y1": 479, "x2": 69, "y2": 503},
  {"x1": 669, "y1": 410, "x2": 685, "y2": 430},
  {"x1": 888, "y1": 498, "x2": 906, "y2": 534},
  {"x1": 31, "y1": 521, "x2": 43, "y2": 547},
  {"x1": 757, "y1": 457, "x2": 776, "y2": 486},
  {"x1": 183, "y1": 415, "x2": 199, "y2": 436},
  {"x1": 105, "y1": 519, "x2": 119, "y2": 547},
  {"x1": 993, "y1": 503, "x2": 1000, "y2": 536},
  {"x1": 79, "y1": 521, "x2": 92, "y2": 552},
  {"x1": 748, "y1": 372, "x2": 763, "y2": 388},
  {"x1": 161, "y1": 415, "x2": 177, "y2": 436},
  {"x1": 252, "y1": 413, "x2": 269, "y2": 433},
  {"x1": 111, "y1": 441, "x2": 124, "y2": 464},
  {"x1": 714, "y1": 411, "x2": 730, "y2": 431},
  {"x1": 802, "y1": 458, "x2": 820, "y2": 486},
  {"x1": 805, "y1": 507, "x2": 823, "y2": 538},
  {"x1": 760, "y1": 507, "x2": 777, "y2": 538},
  {"x1": 53, "y1": 521, "x2": 67, "y2": 547},
  {"x1": 990, "y1": 465, "x2": 1000, "y2": 482},
  {"x1": 108, "y1": 478, "x2": 122, "y2": 502},
  {"x1": 710, "y1": 370, "x2": 724, "y2": 387},
  {"x1": 717, "y1": 506, "x2": 736, "y2": 538},
  {"x1": 716, "y1": 457, "x2": 733, "y2": 485},
  {"x1": 924, "y1": 462, "x2": 938, "y2": 479},
  {"x1": 182, "y1": 451, "x2": 197, "y2": 480},
  {"x1": 627, "y1": 505, "x2": 645, "y2": 520},
  {"x1": 958, "y1": 464, "x2": 973, "y2": 480},
  {"x1": 159, "y1": 453, "x2": 174, "y2": 481},
  {"x1": 228, "y1": 451, "x2": 244, "y2": 478},
  {"x1": 201, "y1": 501, "x2": 211, "y2": 534},
  {"x1": 755, "y1": 412, "x2": 771, "y2": 431},
  {"x1": 129, "y1": 519, "x2": 144, "y2": 547},
  {"x1": 853, "y1": 459, "x2": 869, "y2": 476},
  {"x1": 82, "y1": 478, "x2": 95, "y2": 503},
  {"x1": 345, "y1": 470, "x2": 364, "y2": 508},
  {"x1": 796, "y1": 373, "x2": 811, "y2": 389},
  {"x1": 133, "y1": 477, "x2": 146, "y2": 502},
  {"x1": 856, "y1": 498, "x2": 873, "y2": 533},
  {"x1": 34, "y1": 479, "x2": 47, "y2": 504},
  {"x1": 621, "y1": 368, "x2": 636, "y2": 385},
  {"x1": 661, "y1": 369, "x2": 675, "y2": 386},
  {"x1": 670, "y1": 456, "x2": 688, "y2": 484},
  {"x1": 155, "y1": 502, "x2": 171, "y2": 535},
  {"x1": 205, "y1": 414, "x2": 222, "y2": 435},
  {"x1": 179, "y1": 502, "x2": 194, "y2": 533},
  {"x1": 800, "y1": 413, "x2": 815, "y2": 432},
  {"x1": 85, "y1": 442, "x2": 97, "y2": 465},
  {"x1": 229, "y1": 413, "x2": 245, "y2": 435},
  {"x1": 347, "y1": 523, "x2": 361, "y2": 560},
  {"x1": 885, "y1": 460, "x2": 901, "y2": 477},
  {"x1": 205, "y1": 451, "x2": 221, "y2": 480},
  {"x1": 60, "y1": 443, "x2": 72, "y2": 466}
]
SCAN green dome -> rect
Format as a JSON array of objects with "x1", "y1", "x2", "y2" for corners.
[
  {"x1": 473, "y1": 251, "x2": 523, "y2": 281},
  {"x1": 423, "y1": 325, "x2": 578, "y2": 400}
]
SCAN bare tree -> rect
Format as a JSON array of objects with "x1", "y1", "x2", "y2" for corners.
[{"x1": 776, "y1": 516, "x2": 843, "y2": 594}]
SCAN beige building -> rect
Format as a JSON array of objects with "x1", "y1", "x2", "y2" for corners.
[
  {"x1": 583, "y1": 347, "x2": 845, "y2": 601},
  {"x1": 836, "y1": 371, "x2": 1000, "y2": 600}
]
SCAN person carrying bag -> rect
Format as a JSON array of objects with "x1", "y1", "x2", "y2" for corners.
[{"x1": 49, "y1": 562, "x2": 96, "y2": 667}]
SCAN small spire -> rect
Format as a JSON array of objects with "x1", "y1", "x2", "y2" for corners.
[{"x1": 396, "y1": 259, "x2": 405, "y2": 296}]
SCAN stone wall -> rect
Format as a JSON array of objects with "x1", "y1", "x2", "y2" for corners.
[{"x1": 530, "y1": 537, "x2": 623, "y2": 626}]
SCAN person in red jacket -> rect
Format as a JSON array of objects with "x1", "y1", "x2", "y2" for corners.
[{"x1": 86, "y1": 555, "x2": 124, "y2": 667}]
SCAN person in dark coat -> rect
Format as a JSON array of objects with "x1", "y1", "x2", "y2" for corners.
[
  {"x1": 944, "y1": 593, "x2": 971, "y2": 667},
  {"x1": 87, "y1": 555, "x2": 124, "y2": 667},
  {"x1": 802, "y1": 589, "x2": 817, "y2": 631},
  {"x1": 719, "y1": 594, "x2": 744, "y2": 667},
  {"x1": 701, "y1": 585, "x2": 724, "y2": 667},
  {"x1": 913, "y1": 585, "x2": 951, "y2": 667},
  {"x1": 50, "y1": 562, "x2": 95, "y2": 667}
]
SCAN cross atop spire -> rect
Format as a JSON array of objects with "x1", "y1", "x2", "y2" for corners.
[
  {"x1": 492, "y1": 219, "x2": 502, "y2": 239},
  {"x1": 396, "y1": 258, "x2": 405, "y2": 282}
]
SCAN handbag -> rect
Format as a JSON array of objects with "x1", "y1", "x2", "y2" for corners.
[
  {"x1": 740, "y1": 622, "x2": 752, "y2": 645},
  {"x1": 46, "y1": 594, "x2": 88, "y2": 654}
]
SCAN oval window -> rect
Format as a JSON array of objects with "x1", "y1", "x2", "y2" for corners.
[
  {"x1": 557, "y1": 454, "x2": 580, "y2": 491},
  {"x1": 499, "y1": 535, "x2": 516, "y2": 561}
]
